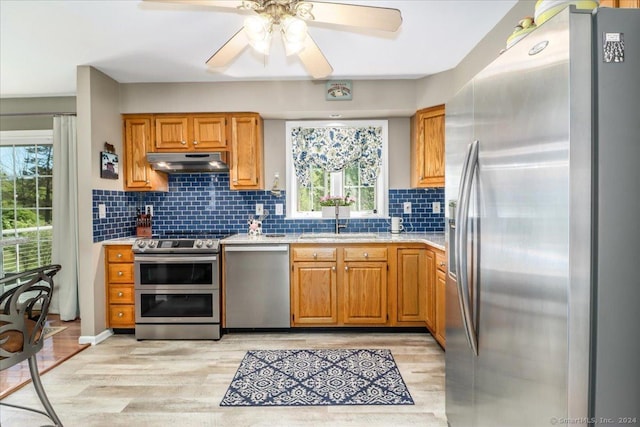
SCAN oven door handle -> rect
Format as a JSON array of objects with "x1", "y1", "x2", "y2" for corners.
[{"x1": 134, "y1": 255, "x2": 217, "y2": 263}]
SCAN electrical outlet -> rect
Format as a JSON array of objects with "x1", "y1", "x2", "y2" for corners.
[
  {"x1": 255, "y1": 203, "x2": 264, "y2": 216},
  {"x1": 145, "y1": 205, "x2": 154, "y2": 216},
  {"x1": 98, "y1": 204, "x2": 106, "y2": 219},
  {"x1": 403, "y1": 202, "x2": 412, "y2": 214},
  {"x1": 275, "y1": 203, "x2": 283, "y2": 215},
  {"x1": 433, "y1": 202, "x2": 441, "y2": 214}
]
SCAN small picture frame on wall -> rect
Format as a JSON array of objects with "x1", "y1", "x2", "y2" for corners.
[
  {"x1": 326, "y1": 80, "x2": 352, "y2": 101},
  {"x1": 100, "y1": 151, "x2": 119, "y2": 179}
]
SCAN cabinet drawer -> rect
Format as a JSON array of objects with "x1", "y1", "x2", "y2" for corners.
[
  {"x1": 107, "y1": 263, "x2": 134, "y2": 283},
  {"x1": 343, "y1": 247, "x2": 387, "y2": 261},
  {"x1": 109, "y1": 305, "x2": 135, "y2": 327},
  {"x1": 435, "y1": 251, "x2": 447, "y2": 272},
  {"x1": 109, "y1": 285, "x2": 134, "y2": 304},
  {"x1": 106, "y1": 246, "x2": 134, "y2": 263},
  {"x1": 292, "y1": 247, "x2": 337, "y2": 261}
]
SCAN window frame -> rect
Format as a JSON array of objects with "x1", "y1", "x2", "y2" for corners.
[
  {"x1": 285, "y1": 120, "x2": 389, "y2": 219},
  {"x1": 1, "y1": 129, "x2": 54, "y2": 275}
]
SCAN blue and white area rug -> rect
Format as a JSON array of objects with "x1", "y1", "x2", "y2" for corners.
[{"x1": 220, "y1": 349, "x2": 414, "y2": 406}]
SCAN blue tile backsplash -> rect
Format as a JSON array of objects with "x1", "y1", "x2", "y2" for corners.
[{"x1": 93, "y1": 173, "x2": 444, "y2": 242}]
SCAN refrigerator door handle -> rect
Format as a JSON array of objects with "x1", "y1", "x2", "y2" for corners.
[{"x1": 455, "y1": 140, "x2": 479, "y2": 356}]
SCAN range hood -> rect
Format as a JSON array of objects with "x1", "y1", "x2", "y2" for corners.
[{"x1": 146, "y1": 152, "x2": 229, "y2": 173}]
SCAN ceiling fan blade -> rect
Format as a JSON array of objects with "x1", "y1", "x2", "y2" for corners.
[
  {"x1": 297, "y1": 35, "x2": 333, "y2": 79},
  {"x1": 306, "y1": 1, "x2": 402, "y2": 32},
  {"x1": 143, "y1": 0, "x2": 244, "y2": 9},
  {"x1": 206, "y1": 28, "x2": 249, "y2": 68}
]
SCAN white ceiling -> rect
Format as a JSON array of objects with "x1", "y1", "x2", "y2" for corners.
[{"x1": 0, "y1": 0, "x2": 518, "y2": 98}]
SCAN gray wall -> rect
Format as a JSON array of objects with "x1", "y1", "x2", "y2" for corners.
[
  {"x1": 0, "y1": 97, "x2": 76, "y2": 130},
  {"x1": 76, "y1": 66, "x2": 121, "y2": 337}
]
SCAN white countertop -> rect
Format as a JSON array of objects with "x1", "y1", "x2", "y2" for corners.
[
  {"x1": 102, "y1": 237, "x2": 138, "y2": 245},
  {"x1": 221, "y1": 232, "x2": 445, "y2": 251},
  {"x1": 102, "y1": 232, "x2": 446, "y2": 251}
]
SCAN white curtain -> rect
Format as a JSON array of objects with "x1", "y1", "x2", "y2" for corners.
[{"x1": 51, "y1": 115, "x2": 79, "y2": 321}]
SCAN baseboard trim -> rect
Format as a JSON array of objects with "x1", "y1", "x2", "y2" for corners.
[{"x1": 78, "y1": 329, "x2": 114, "y2": 346}]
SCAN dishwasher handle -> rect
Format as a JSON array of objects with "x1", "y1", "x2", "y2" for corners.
[{"x1": 224, "y1": 245, "x2": 289, "y2": 252}]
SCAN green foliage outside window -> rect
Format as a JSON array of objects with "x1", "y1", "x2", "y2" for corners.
[
  {"x1": 297, "y1": 163, "x2": 376, "y2": 214},
  {"x1": 0, "y1": 143, "x2": 53, "y2": 274}
]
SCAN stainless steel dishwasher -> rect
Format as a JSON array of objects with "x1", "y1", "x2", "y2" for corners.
[{"x1": 223, "y1": 244, "x2": 290, "y2": 328}]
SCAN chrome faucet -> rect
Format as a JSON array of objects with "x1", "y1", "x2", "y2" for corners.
[{"x1": 334, "y1": 201, "x2": 347, "y2": 234}]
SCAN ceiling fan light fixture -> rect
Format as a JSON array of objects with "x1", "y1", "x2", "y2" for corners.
[
  {"x1": 244, "y1": 14, "x2": 273, "y2": 54},
  {"x1": 281, "y1": 16, "x2": 308, "y2": 56}
]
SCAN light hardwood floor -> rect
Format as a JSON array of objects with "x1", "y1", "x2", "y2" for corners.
[
  {"x1": 0, "y1": 315, "x2": 87, "y2": 398},
  {"x1": 0, "y1": 331, "x2": 446, "y2": 427}
]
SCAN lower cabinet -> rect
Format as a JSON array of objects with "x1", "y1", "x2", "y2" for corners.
[
  {"x1": 288, "y1": 242, "x2": 444, "y2": 342},
  {"x1": 290, "y1": 245, "x2": 388, "y2": 326},
  {"x1": 396, "y1": 248, "x2": 428, "y2": 323},
  {"x1": 105, "y1": 245, "x2": 135, "y2": 328},
  {"x1": 291, "y1": 261, "x2": 338, "y2": 325},
  {"x1": 433, "y1": 251, "x2": 447, "y2": 348},
  {"x1": 343, "y1": 261, "x2": 388, "y2": 325}
]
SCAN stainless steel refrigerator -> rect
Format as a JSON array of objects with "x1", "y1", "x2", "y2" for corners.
[{"x1": 445, "y1": 6, "x2": 640, "y2": 427}]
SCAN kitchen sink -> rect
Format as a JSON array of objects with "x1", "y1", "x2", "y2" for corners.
[{"x1": 298, "y1": 232, "x2": 378, "y2": 240}]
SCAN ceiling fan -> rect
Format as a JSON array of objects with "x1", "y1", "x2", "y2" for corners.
[{"x1": 145, "y1": 0, "x2": 402, "y2": 79}]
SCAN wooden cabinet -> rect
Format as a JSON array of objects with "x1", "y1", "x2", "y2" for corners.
[
  {"x1": 123, "y1": 112, "x2": 263, "y2": 191},
  {"x1": 599, "y1": 0, "x2": 639, "y2": 7},
  {"x1": 411, "y1": 105, "x2": 445, "y2": 188},
  {"x1": 424, "y1": 249, "x2": 436, "y2": 330},
  {"x1": 343, "y1": 247, "x2": 388, "y2": 325},
  {"x1": 154, "y1": 114, "x2": 226, "y2": 151},
  {"x1": 123, "y1": 115, "x2": 168, "y2": 191},
  {"x1": 290, "y1": 245, "x2": 387, "y2": 326},
  {"x1": 105, "y1": 245, "x2": 135, "y2": 329},
  {"x1": 433, "y1": 250, "x2": 447, "y2": 348},
  {"x1": 229, "y1": 113, "x2": 264, "y2": 190},
  {"x1": 291, "y1": 247, "x2": 338, "y2": 325},
  {"x1": 396, "y1": 248, "x2": 428, "y2": 323}
]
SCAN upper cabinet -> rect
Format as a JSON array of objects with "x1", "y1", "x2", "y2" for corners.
[
  {"x1": 411, "y1": 105, "x2": 445, "y2": 188},
  {"x1": 122, "y1": 112, "x2": 263, "y2": 191},
  {"x1": 155, "y1": 113, "x2": 227, "y2": 151},
  {"x1": 123, "y1": 115, "x2": 168, "y2": 192},
  {"x1": 229, "y1": 113, "x2": 264, "y2": 190},
  {"x1": 599, "y1": 0, "x2": 639, "y2": 7}
]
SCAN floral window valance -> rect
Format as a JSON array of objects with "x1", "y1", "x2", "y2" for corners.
[{"x1": 291, "y1": 126, "x2": 383, "y2": 187}]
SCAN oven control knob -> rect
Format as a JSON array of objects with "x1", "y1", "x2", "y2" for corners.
[
  {"x1": 205, "y1": 240, "x2": 214, "y2": 248},
  {"x1": 148, "y1": 241, "x2": 157, "y2": 248},
  {"x1": 194, "y1": 239, "x2": 203, "y2": 248},
  {"x1": 136, "y1": 240, "x2": 146, "y2": 248}
]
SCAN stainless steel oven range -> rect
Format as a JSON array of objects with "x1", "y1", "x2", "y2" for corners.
[{"x1": 132, "y1": 234, "x2": 227, "y2": 340}]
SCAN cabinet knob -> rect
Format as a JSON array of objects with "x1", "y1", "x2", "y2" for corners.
[
  {"x1": 193, "y1": 140, "x2": 198, "y2": 145},
  {"x1": 363, "y1": 252, "x2": 369, "y2": 258},
  {"x1": 118, "y1": 312, "x2": 124, "y2": 317},
  {"x1": 345, "y1": 266, "x2": 349, "y2": 271},
  {"x1": 146, "y1": 180, "x2": 150, "y2": 184},
  {"x1": 117, "y1": 253, "x2": 122, "y2": 258},
  {"x1": 313, "y1": 252, "x2": 317, "y2": 259},
  {"x1": 117, "y1": 271, "x2": 123, "y2": 276},
  {"x1": 332, "y1": 266, "x2": 336, "y2": 271},
  {"x1": 439, "y1": 261, "x2": 446, "y2": 267},
  {"x1": 181, "y1": 140, "x2": 186, "y2": 145},
  {"x1": 117, "y1": 292, "x2": 124, "y2": 297}
]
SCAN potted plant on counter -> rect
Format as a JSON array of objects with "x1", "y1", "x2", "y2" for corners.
[{"x1": 320, "y1": 194, "x2": 355, "y2": 219}]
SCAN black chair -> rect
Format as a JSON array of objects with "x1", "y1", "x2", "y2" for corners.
[{"x1": 1, "y1": 264, "x2": 63, "y2": 427}]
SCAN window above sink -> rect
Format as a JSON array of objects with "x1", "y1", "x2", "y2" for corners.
[{"x1": 285, "y1": 120, "x2": 389, "y2": 220}]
